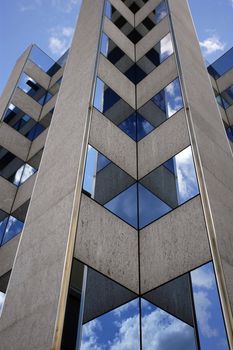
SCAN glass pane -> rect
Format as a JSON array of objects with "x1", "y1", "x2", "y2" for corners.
[
  {"x1": 138, "y1": 78, "x2": 183, "y2": 130},
  {"x1": 191, "y1": 262, "x2": 230, "y2": 350},
  {"x1": 81, "y1": 298, "x2": 140, "y2": 349},
  {"x1": 141, "y1": 298, "x2": 196, "y2": 350},
  {"x1": 208, "y1": 47, "x2": 233, "y2": 79},
  {"x1": 13, "y1": 163, "x2": 36, "y2": 186},
  {"x1": 18, "y1": 72, "x2": 47, "y2": 105},
  {"x1": 3, "y1": 104, "x2": 45, "y2": 140},
  {"x1": 139, "y1": 146, "x2": 199, "y2": 228},
  {"x1": 2, "y1": 216, "x2": 24, "y2": 245},
  {"x1": 0, "y1": 211, "x2": 9, "y2": 245},
  {"x1": 0, "y1": 291, "x2": 5, "y2": 316},
  {"x1": 0, "y1": 147, "x2": 24, "y2": 185},
  {"x1": 136, "y1": 33, "x2": 174, "y2": 83},
  {"x1": 29, "y1": 45, "x2": 61, "y2": 76},
  {"x1": 83, "y1": 146, "x2": 137, "y2": 227},
  {"x1": 220, "y1": 84, "x2": 233, "y2": 108},
  {"x1": 136, "y1": 0, "x2": 168, "y2": 37},
  {"x1": 93, "y1": 77, "x2": 136, "y2": 139}
]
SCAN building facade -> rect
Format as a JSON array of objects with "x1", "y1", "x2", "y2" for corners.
[{"x1": 0, "y1": 0, "x2": 233, "y2": 349}]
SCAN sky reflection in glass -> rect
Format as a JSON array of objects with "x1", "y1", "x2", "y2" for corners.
[
  {"x1": 191, "y1": 262, "x2": 229, "y2": 350},
  {"x1": 83, "y1": 145, "x2": 199, "y2": 229},
  {"x1": 1, "y1": 216, "x2": 24, "y2": 245},
  {"x1": 80, "y1": 298, "x2": 140, "y2": 350},
  {"x1": 141, "y1": 299, "x2": 196, "y2": 350}
]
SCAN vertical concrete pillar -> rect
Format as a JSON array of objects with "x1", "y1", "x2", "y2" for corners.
[
  {"x1": 0, "y1": 1, "x2": 104, "y2": 349},
  {"x1": 168, "y1": 0, "x2": 233, "y2": 346}
]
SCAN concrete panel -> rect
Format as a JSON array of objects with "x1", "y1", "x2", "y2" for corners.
[
  {"x1": 109, "y1": 0, "x2": 134, "y2": 27},
  {"x1": 226, "y1": 104, "x2": 233, "y2": 126},
  {"x1": 135, "y1": 0, "x2": 163, "y2": 26},
  {"x1": 0, "y1": 122, "x2": 30, "y2": 161},
  {"x1": 49, "y1": 67, "x2": 64, "y2": 87},
  {"x1": 27, "y1": 150, "x2": 43, "y2": 170},
  {"x1": 168, "y1": 0, "x2": 233, "y2": 328},
  {"x1": 0, "y1": 235, "x2": 20, "y2": 277},
  {"x1": 12, "y1": 173, "x2": 36, "y2": 213},
  {"x1": 0, "y1": 177, "x2": 17, "y2": 213},
  {"x1": 140, "y1": 196, "x2": 211, "y2": 294},
  {"x1": 209, "y1": 74, "x2": 218, "y2": 91},
  {"x1": 136, "y1": 16, "x2": 170, "y2": 61},
  {"x1": 75, "y1": 195, "x2": 139, "y2": 293},
  {"x1": 137, "y1": 54, "x2": 177, "y2": 108},
  {"x1": 40, "y1": 94, "x2": 57, "y2": 121},
  {"x1": 98, "y1": 55, "x2": 135, "y2": 109},
  {"x1": 24, "y1": 60, "x2": 50, "y2": 90},
  {"x1": 11, "y1": 87, "x2": 41, "y2": 121},
  {"x1": 138, "y1": 109, "x2": 190, "y2": 179},
  {"x1": 103, "y1": 17, "x2": 135, "y2": 61},
  {"x1": 28, "y1": 128, "x2": 48, "y2": 161},
  {"x1": 89, "y1": 108, "x2": 137, "y2": 179},
  {"x1": 0, "y1": 46, "x2": 31, "y2": 120},
  {"x1": 218, "y1": 104, "x2": 228, "y2": 124},
  {"x1": 0, "y1": 1, "x2": 105, "y2": 349},
  {"x1": 217, "y1": 67, "x2": 233, "y2": 93}
]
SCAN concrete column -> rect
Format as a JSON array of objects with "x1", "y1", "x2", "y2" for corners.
[
  {"x1": 168, "y1": 0, "x2": 233, "y2": 345},
  {"x1": 0, "y1": 1, "x2": 105, "y2": 349}
]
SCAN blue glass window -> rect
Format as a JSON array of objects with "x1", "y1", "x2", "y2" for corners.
[
  {"x1": 208, "y1": 47, "x2": 233, "y2": 79},
  {"x1": 3, "y1": 104, "x2": 45, "y2": 140},
  {"x1": 29, "y1": 45, "x2": 61, "y2": 76},
  {"x1": 18, "y1": 72, "x2": 47, "y2": 105},
  {"x1": 226, "y1": 127, "x2": 233, "y2": 142},
  {"x1": 1, "y1": 216, "x2": 24, "y2": 245},
  {"x1": 13, "y1": 163, "x2": 37, "y2": 186},
  {"x1": 191, "y1": 262, "x2": 230, "y2": 350}
]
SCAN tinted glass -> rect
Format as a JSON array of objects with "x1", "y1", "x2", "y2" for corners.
[
  {"x1": 191, "y1": 262, "x2": 230, "y2": 350},
  {"x1": 3, "y1": 104, "x2": 45, "y2": 140},
  {"x1": 139, "y1": 146, "x2": 199, "y2": 228},
  {"x1": 1, "y1": 216, "x2": 24, "y2": 245},
  {"x1": 138, "y1": 78, "x2": 183, "y2": 131},
  {"x1": 219, "y1": 84, "x2": 233, "y2": 108},
  {"x1": 83, "y1": 145, "x2": 137, "y2": 228},
  {"x1": 136, "y1": 33, "x2": 174, "y2": 83},
  {"x1": 208, "y1": 47, "x2": 233, "y2": 79},
  {"x1": 29, "y1": 45, "x2": 61, "y2": 76},
  {"x1": 0, "y1": 147, "x2": 24, "y2": 185},
  {"x1": 18, "y1": 72, "x2": 47, "y2": 105},
  {"x1": 136, "y1": 0, "x2": 168, "y2": 37},
  {"x1": 0, "y1": 211, "x2": 9, "y2": 244}
]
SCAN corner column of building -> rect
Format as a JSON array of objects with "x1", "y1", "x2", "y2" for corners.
[
  {"x1": 168, "y1": 0, "x2": 233, "y2": 346},
  {"x1": 0, "y1": 1, "x2": 105, "y2": 349}
]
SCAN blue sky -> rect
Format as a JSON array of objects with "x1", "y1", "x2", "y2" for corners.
[{"x1": 0, "y1": 0, "x2": 233, "y2": 94}]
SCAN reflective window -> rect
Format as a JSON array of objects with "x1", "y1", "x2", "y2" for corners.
[
  {"x1": 138, "y1": 78, "x2": 184, "y2": 132},
  {"x1": 83, "y1": 145, "x2": 137, "y2": 228},
  {"x1": 3, "y1": 104, "x2": 45, "y2": 140},
  {"x1": 0, "y1": 147, "x2": 36, "y2": 186},
  {"x1": 0, "y1": 271, "x2": 11, "y2": 316},
  {"x1": 105, "y1": 1, "x2": 142, "y2": 44},
  {"x1": 18, "y1": 72, "x2": 47, "y2": 105},
  {"x1": 191, "y1": 262, "x2": 230, "y2": 350},
  {"x1": 29, "y1": 45, "x2": 61, "y2": 76},
  {"x1": 136, "y1": 33, "x2": 174, "y2": 83},
  {"x1": 83, "y1": 145, "x2": 198, "y2": 229},
  {"x1": 208, "y1": 47, "x2": 233, "y2": 79},
  {"x1": 218, "y1": 84, "x2": 233, "y2": 109},
  {"x1": 0, "y1": 210, "x2": 24, "y2": 246},
  {"x1": 139, "y1": 146, "x2": 199, "y2": 228},
  {"x1": 226, "y1": 126, "x2": 233, "y2": 142},
  {"x1": 136, "y1": 0, "x2": 168, "y2": 37}
]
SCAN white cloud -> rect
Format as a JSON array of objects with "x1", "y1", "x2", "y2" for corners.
[
  {"x1": 51, "y1": 0, "x2": 82, "y2": 13},
  {"x1": 48, "y1": 26, "x2": 74, "y2": 56},
  {"x1": 19, "y1": 0, "x2": 42, "y2": 12},
  {"x1": 199, "y1": 36, "x2": 225, "y2": 55},
  {"x1": 80, "y1": 319, "x2": 102, "y2": 350},
  {"x1": 193, "y1": 291, "x2": 218, "y2": 338},
  {"x1": 191, "y1": 266, "x2": 215, "y2": 290}
]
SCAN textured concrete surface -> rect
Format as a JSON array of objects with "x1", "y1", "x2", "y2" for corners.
[
  {"x1": 89, "y1": 108, "x2": 137, "y2": 179},
  {"x1": 0, "y1": 46, "x2": 31, "y2": 120},
  {"x1": 103, "y1": 17, "x2": 135, "y2": 61},
  {"x1": 138, "y1": 109, "x2": 190, "y2": 179},
  {"x1": 0, "y1": 122, "x2": 30, "y2": 162},
  {"x1": 217, "y1": 67, "x2": 233, "y2": 93},
  {"x1": 0, "y1": 177, "x2": 17, "y2": 213},
  {"x1": 11, "y1": 87, "x2": 41, "y2": 121},
  {"x1": 27, "y1": 128, "x2": 48, "y2": 161},
  {"x1": 137, "y1": 54, "x2": 177, "y2": 108},
  {"x1": 136, "y1": 16, "x2": 170, "y2": 60},
  {"x1": 140, "y1": 196, "x2": 211, "y2": 294},
  {"x1": 24, "y1": 60, "x2": 50, "y2": 90},
  {"x1": 135, "y1": 0, "x2": 163, "y2": 26},
  {"x1": 0, "y1": 1, "x2": 105, "y2": 349},
  {"x1": 75, "y1": 195, "x2": 139, "y2": 293},
  {"x1": 12, "y1": 173, "x2": 36, "y2": 212},
  {"x1": 0, "y1": 235, "x2": 20, "y2": 277},
  {"x1": 98, "y1": 55, "x2": 136, "y2": 109},
  {"x1": 169, "y1": 0, "x2": 233, "y2": 318}
]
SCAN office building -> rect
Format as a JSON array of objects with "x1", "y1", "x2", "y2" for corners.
[{"x1": 0, "y1": 0, "x2": 233, "y2": 349}]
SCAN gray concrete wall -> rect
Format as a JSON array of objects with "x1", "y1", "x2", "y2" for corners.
[
  {"x1": 168, "y1": 0, "x2": 233, "y2": 341},
  {"x1": 0, "y1": 1, "x2": 105, "y2": 349}
]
